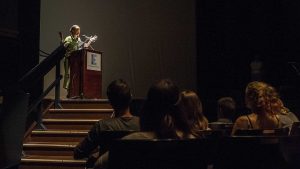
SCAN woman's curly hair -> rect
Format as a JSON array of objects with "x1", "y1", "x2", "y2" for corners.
[{"x1": 245, "y1": 81, "x2": 280, "y2": 115}]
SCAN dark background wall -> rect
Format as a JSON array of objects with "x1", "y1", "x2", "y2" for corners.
[
  {"x1": 0, "y1": 0, "x2": 41, "y2": 130},
  {"x1": 0, "y1": 0, "x2": 41, "y2": 95},
  {"x1": 0, "y1": 0, "x2": 21, "y2": 87},
  {"x1": 197, "y1": 0, "x2": 300, "y2": 120},
  {"x1": 1, "y1": 0, "x2": 300, "y2": 121}
]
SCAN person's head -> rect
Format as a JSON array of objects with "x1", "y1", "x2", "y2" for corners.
[
  {"x1": 140, "y1": 79, "x2": 190, "y2": 138},
  {"x1": 69, "y1": 25, "x2": 80, "y2": 38},
  {"x1": 245, "y1": 81, "x2": 277, "y2": 115},
  {"x1": 106, "y1": 79, "x2": 132, "y2": 116},
  {"x1": 217, "y1": 97, "x2": 236, "y2": 121},
  {"x1": 265, "y1": 84, "x2": 290, "y2": 115},
  {"x1": 178, "y1": 90, "x2": 208, "y2": 130}
]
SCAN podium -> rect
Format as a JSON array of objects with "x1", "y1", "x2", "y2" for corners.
[{"x1": 69, "y1": 49, "x2": 102, "y2": 99}]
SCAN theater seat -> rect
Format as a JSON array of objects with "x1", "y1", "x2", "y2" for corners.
[
  {"x1": 289, "y1": 122, "x2": 300, "y2": 136},
  {"x1": 234, "y1": 128, "x2": 290, "y2": 136},
  {"x1": 96, "y1": 130, "x2": 137, "y2": 155},
  {"x1": 108, "y1": 138, "x2": 217, "y2": 169},
  {"x1": 214, "y1": 136, "x2": 289, "y2": 169},
  {"x1": 280, "y1": 136, "x2": 300, "y2": 169},
  {"x1": 208, "y1": 123, "x2": 233, "y2": 136}
]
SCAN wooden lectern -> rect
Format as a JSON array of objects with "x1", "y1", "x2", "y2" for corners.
[{"x1": 69, "y1": 49, "x2": 102, "y2": 99}]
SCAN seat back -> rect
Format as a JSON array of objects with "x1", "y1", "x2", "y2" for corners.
[
  {"x1": 97, "y1": 130, "x2": 136, "y2": 155},
  {"x1": 290, "y1": 122, "x2": 300, "y2": 136},
  {"x1": 280, "y1": 136, "x2": 300, "y2": 169},
  {"x1": 234, "y1": 128, "x2": 289, "y2": 136},
  {"x1": 209, "y1": 123, "x2": 233, "y2": 130},
  {"x1": 208, "y1": 123, "x2": 233, "y2": 136},
  {"x1": 0, "y1": 87, "x2": 30, "y2": 169},
  {"x1": 215, "y1": 136, "x2": 289, "y2": 169},
  {"x1": 108, "y1": 138, "x2": 216, "y2": 169}
]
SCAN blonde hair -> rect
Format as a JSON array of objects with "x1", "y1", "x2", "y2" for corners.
[{"x1": 245, "y1": 81, "x2": 278, "y2": 115}]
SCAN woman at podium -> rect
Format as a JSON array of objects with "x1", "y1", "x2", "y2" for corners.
[{"x1": 63, "y1": 25, "x2": 82, "y2": 97}]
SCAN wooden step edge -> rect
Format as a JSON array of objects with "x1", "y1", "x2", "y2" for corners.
[
  {"x1": 23, "y1": 102, "x2": 55, "y2": 141},
  {"x1": 43, "y1": 119, "x2": 100, "y2": 123},
  {"x1": 57, "y1": 98, "x2": 109, "y2": 103},
  {"x1": 24, "y1": 141, "x2": 79, "y2": 145},
  {"x1": 21, "y1": 157, "x2": 86, "y2": 164},
  {"x1": 48, "y1": 108, "x2": 114, "y2": 112},
  {"x1": 31, "y1": 130, "x2": 89, "y2": 135},
  {"x1": 44, "y1": 97, "x2": 109, "y2": 102},
  {"x1": 23, "y1": 143, "x2": 77, "y2": 148}
]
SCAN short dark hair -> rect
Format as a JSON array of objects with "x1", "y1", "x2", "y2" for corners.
[
  {"x1": 107, "y1": 79, "x2": 132, "y2": 112},
  {"x1": 217, "y1": 97, "x2": 236, "y2": 119}
]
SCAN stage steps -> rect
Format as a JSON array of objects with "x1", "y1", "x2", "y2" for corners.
[
  {"x1": 20, "y1": 98, "x2": 112, "y2": 169},
  {"x1": 42, "y1": 119, "x2": 100, "y2": 130},
  {"x1": 45, "y1": 108, "x2": 113, "y2": 119},
  {"x1": 21, "y1": 156, "x2": 86, "y2": 169}
]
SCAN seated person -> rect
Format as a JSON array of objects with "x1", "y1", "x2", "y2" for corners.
[
  {"x1": 95, "y1": 79, "x2": 198, "y2": 169},
  {"x1": 73, "y1": 79, "x2": 140, "y2": 160},
  {"x1": 214, "y1": 97, "x2": 236, "y2": 124},
  {"x1": 123, "y1": 79, "x2": 197, "y2": 139},
  {"x1": 277, "y1": 100, "x2": 299, "y2": 123},
  {"x1": 209, "y1": 97, "x2": 235, "y2": 133},
  {"x1": 177, "y1": 90, "x2": 209, "y2": 131},
  {"x1": 265, "y1": 85, "x2": 299, "y2": 129},
  {"x1": 232, "y1": 81, "x2": 283, "y2": 135}
]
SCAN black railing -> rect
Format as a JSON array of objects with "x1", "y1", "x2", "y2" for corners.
[
  {"x1": 19, "y1": 44, "x2": 66, "y2": 112},
  {"x1": 0, "y1": 45, "x2": 66, "y2": 168}
]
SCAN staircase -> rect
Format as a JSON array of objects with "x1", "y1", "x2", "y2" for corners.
[{"x1": 20, "y1": 98, "x2": 113, "y2": 169}]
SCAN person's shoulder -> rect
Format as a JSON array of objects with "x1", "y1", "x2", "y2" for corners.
[
  {"x1": 122, "y1": 132, "x2": 156, "y2": 140},
  {"x1": 119, "y1": 116, "x2": 140, "y2": 121},
  {"x1": 64, "y1": 36, "x2": 72, "y2": 41},
  {"x1": 92, "y1": 118, "x2": 118, "y2": 131},
  {"x1": 231, "y1": 115, "x2": 251, "y2": 135},
  {"x1": 277, "y1": 114, "x2": 293, "y2": 128},
  {"x1": 63, "y1": 36, "x2": 73, "y2": 47},
  {"x1": 235, "y1": 115, "x2": 249, "y2": 123},
  {"x1": 98, "y1": 118, "x2": 120, "y2": 125},
  {"x1": 286, "y1": 111, "x2": 299, "y2": 122},
  {"x1": 130, "y1": 115, "x2": 140, "y2": 121},
  {"x1": 98, "y1": 117, "x2": 132, "y2": 126},
  {"x1": 233, "y1": 115, "x2": 250, "y2": 129}
]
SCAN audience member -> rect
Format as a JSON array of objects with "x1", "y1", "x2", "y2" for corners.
[
  {"x1": 265, "y1": 85, "x2": 299, "y2": 129},
  {"x1": 178, "y1": 90, "x2": 209, "y2": 131},
  {"x1": 215, "y1": 97, "x2": 236, "y2": 123},
  {"x1": 94, "y1": 79, "x2": 197, "y2": 169},
  {"x1": 73, "y1": 79, "x2": 140, "y2": 160},
  {"x1": 276, "y1": 99, "x2": 299, "y2": 122},
  {"x1": 126, "y1": 79, "x2": 196, "y2": 139},
  {"x1": 232, "y1": 81, "x2": 283, "y2": 135}
]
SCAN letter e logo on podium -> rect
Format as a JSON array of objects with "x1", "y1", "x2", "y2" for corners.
[{"x1": 87, "y1": 51, "x2": 101, "y2": 71}]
